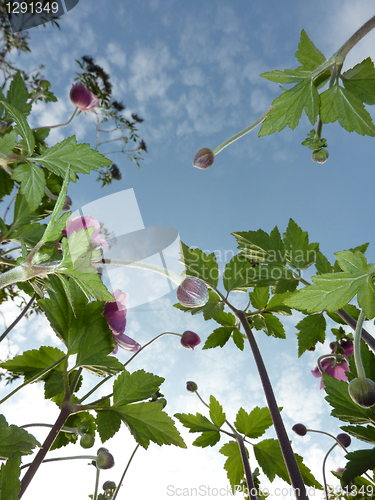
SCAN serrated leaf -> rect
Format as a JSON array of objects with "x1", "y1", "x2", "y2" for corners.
[
  {"x1": 260, "y1": 68, "x2": 311, "y2": 84},
  {"x1": 209, "y1": 396, "x2": 226, "y2": 428},
  {"x1": 296, "y1": 313, "x2": 326, "y2": 356},
  {"x1": 0, "y1": 415, "x2": 40, "y2": 459},
  {"x1": 323, "y1": 375, "x2": 374, "y2": 424},
  {"x1": 192, "y1": 431, "x2": 221, "y2": 448},
  {"x1": 232, "y1": 329, "x2": 244, "y2": 351},
  {"x1": 252, "y1": 313, "x2": 285, "y2": 338},
  {"x1": 1, "y1": 102, "x2": 35, "y2": 155},
  {"x1": 233, "y1": 227, "x2": 285, "y2": 265},
  {"x1": 50, "y1": 412, "x2": 94, "y2": 451},
  {"x1": 295, "y1": 453, "x2": 322, "y2": 489},
  {"x1": 0, "y1": 346, "x2": 65, "y2": 382},
  {"x1": 254, "y1": 438, "x2": 289, "y2": 483},
  {"x1": 223, "y1": 254, "x2": 256, "y2": 292},
  {"x1": 283, "y1": 218, "x2": 319, "y2": 270},
  {"x1": 341, "y1": 425, "x2": 375, "y2": 445},
  {"x1": 203, "y1": 326, "x2": 235, "y2": 349},
  {"x1": 0, "y1": 129, "x2": 18, "y2": 155},
  {"x1": 342, "y1": 448, "x2": 375, "y2": 486},
  {"x1": 259, "y1": 79, "x2": 319, "y2": 136},
  {"x1": 320, "y1": 84, "x2": 375, "y2": 136},
  {"x1": 179, "y1": 242, "x2": 219, "y2": 288},
  {"x1": 211, "y1": 311, "x2": 236, "y2": 327},
  {"x1": 265, "y1": 292, "x2": 292, "y2": 315},
  {"x1": 113, "y1": 370, "x2": 164, "y2": 406},
  {"x1": 116, "y1": 402, "x2": 186, "y2": 449},
  {"x1": 174, "y1": 413, "x2": 218, "y2": 433},
  {"x1": 315, "y1": 250, "x2": 333, "y2": 274},
  {"x1": 295, "y1": 30, "x2": 326, "y2": 70},
  {"x1": 96, "y1": 410, "x2": 121, "y2": 443},
  {"x1": 234, "y1": 407, "x2": 273, "y2": 438},
  {"x1": 220, "y1": 440, "x2": 246, "y2": 492},
  {"x1": 249, "y1": 287, "x2": 269, "y2": 310},
  {"x1": 341, "y1": 57, "x2": 375, "y2": 105},
  {"x1": 11, "y1": 163, "x2": 45, "y2": 211},
  {"x1": 7, "y1": 71, "x2": 31, "y2": 116},
  {"x1": 36, "y1": 136, "x2": 111, "y2": 180},
  {"x1": 0, "y1": 168, "x2": 14, "y2": 200},
  {"x1": 0, "y1": 452, "x2": 21, "y2": 500},
  {"x1": 12, "y1": 223, "x2": 46, "y2": 247}
]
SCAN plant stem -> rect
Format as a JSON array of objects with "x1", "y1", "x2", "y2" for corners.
[
  {"x1": 31, "y1": 107, "x2": 79, "y2": 131},
  {"x1": 334, "y1": 15, "x2": 375, "y2": 60},
  {"x1": 212, "y1": 107, "x2": 271, "y2": 156},
  {"x1": 93, "y1": 466, "x2": 100, "y2": 500},
  {"x1": 102, "y1": 258, "x2": 183, "y2": 286},
  {"x1": 235, "y1": 309, "x2": 308, "y2": 500},
  {"x1": 112, "y1": 444, "x2": 140, "y2": 500},
  {"x1": 18, "y1": 398, "x2": 73, "y2": 499},
  {"x1": 353, "y1": 310, "x2": 366, "y2": 378},
  {"x1": 322, "y1": 443, "x2": 337, "y2": 500},
  {"x1": 336, "y1": 308, "x2": 375, "y2": 353},
  {"x1": 0, "y1": 294, "x2": 35, "y2": 343},
  {"x1": 20, "y1": 453, "x2": 96, "y2": 470}
]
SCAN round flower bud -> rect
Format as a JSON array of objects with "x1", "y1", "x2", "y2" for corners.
[
  {"x1": 177, "y1": 277, "x2": 209, "y2": 308},
  {"x1": 96, "y1": 448, "x2": 115, "y2": 470},
  {"x1": 80, "y1": 433, "x2": 95, "y2": 449},
  {"x1": 181, "y1": 330, "x2": 201, "y2": 350},
  {"x1": 157, "y1": 397, "x2": 167, "y2": 409},
  {"x1": 292, "y1": 423, "x2": 307, "y2": 436},
  {"x1": 39, "y1": 80, "x2": 51, "y2": 91},
  {"x1": 103, "y1": 481, "x2": 116, "y2": 491},
  {"x1": 312, "y1": 148, "x2": 329, "y2": 164},
  {"x1": 336, "y1": 433, "x2": 351, "y2": 448},
  {"x1": 193, "y1": 148, "x2": 214, "y2": 169},
  {"x1": 62, "y1": 196, "x2": 73, "y2": 211},
  {"x1": 186, "y1": 381, "x2": 198, "y2": 393},
  {"x1": 70, "y1": 83, "x2": 100, "y2": 111},
  {"x1": 348, "y1": 378, "x2": 375, "y2": 408},
  {"x1": 329, "y1": 342, "x2": 336, "y2": 351}
]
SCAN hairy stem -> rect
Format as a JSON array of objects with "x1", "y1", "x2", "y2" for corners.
[
  {"x1": 334, "y1": 15, "x2": 375, "y2": 60},
  {"x1": 112, "y1": 444, "x2": 140, "y2": 500}
]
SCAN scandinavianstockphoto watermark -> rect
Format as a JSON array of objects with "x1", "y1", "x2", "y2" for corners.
[{"x1": 166, "y1": 484, "x2": 321, "y2": 497}]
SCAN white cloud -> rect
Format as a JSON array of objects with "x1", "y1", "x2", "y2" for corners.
[{"x1": 106, "y1": 42, "x2": 126, "y2": 68}]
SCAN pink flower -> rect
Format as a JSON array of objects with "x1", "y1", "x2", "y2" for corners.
[
  {"x1": 311, "y1": 357, "x2": 350, "y2": 390},
  {"x1": 64, "y1": 216, "x2": 108, "y2": 253},
  {"x1": 70, "y1": 83, "x2": 100, "y2": 111},
  {"x1": 180, "y1": 331, "x2": 201, "y2": 350},
  {"x1": 103, "y1": 289, "x2": 140, "y2": 354}
]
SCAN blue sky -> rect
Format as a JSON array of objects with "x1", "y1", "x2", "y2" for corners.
[{"x1": 1, "y1": 1, "x2": 375, "y2": 499}]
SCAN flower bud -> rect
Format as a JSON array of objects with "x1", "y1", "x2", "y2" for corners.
[
  {"x1": 103, "y1": 481, "x2": 116, "y2": 491},
  {"x1": 186, "y1": 381, "x2": 198, "y2": 393},
  {"x1": 292, "y1": 423, "x2": 307, "y2": 436},
  {"x1": 62, "y1": 196, "x2": 73, "y2": 211},
  {"x1": 80, "y1": 433, "x2": 95, "y2": 449},
  {"x1": 348, "y1": 378, "x2": 375, "y2": 408},
  {"x1": 181, "y1": 331, "x2": 201, "y2": 350},
  {"x1": 177, "y1": 277, "x2": 209, "y2": 308},
  {"x1": 312, "y1": 148, "x2": 329, "y2": 164},
  {"x1": 157, "y1": 397, "x2": 167, "y2": 409},
  {"x1": 70, "y1": 83, "x2": 100, "y2": 111},
  {"x1": 193, "y1": 148, "x2": 214, "y2": 169},
  {"x1": 96, "y1": 448, "x2": 115, "y2": 469},
  {"x1": 336, "y1": 433, "x2": 351, "y2": 448},
  {"x1": 39, "y1": 80, "x2": 51, "y2": 91}
]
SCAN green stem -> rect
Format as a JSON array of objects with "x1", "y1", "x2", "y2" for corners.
[
  {"x1": 31, "y1": 107, "x2": 79, "y2": 132},
  {"x1": 20, "y1": 453, "x2": 96, "y2": 470},
  {"x1": 0, "y1": 356, "x2": 66, "y2": 405},
  {"x1": 112, "y1": 444, "x2": 140, "y2": 500},
  {"x1": 0, "y1": 265, "x2": 33, "y2": 290},
  {"x1": 19, "y1": 423, "x2": 77, "y2": 433},
  {"x1": 212, "y1": 107, "x2": 271, "y2": 156},
  {"x1": 93, "y1": 466, "x2": 100, "y2": 500},
  {"x1": 322, "y1": 443, "x2": 337, "y2": 500},
  {"x1": 0, "y1": 294, "x2": 35, "y2": 343},
  {"x1": 102, "y1": 258, "x2": 183, "y2": 286},
  {"x1": 353, "y1": 310, "x2": 366, "y2": 379}
]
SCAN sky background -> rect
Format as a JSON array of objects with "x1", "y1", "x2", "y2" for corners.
[{"x1": 1, "y1": 1, "x2": 375, "y2": 499}]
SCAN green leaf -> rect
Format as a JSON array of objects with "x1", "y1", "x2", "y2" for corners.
[
  {"x1": 209, "y1": 396, "x2": 226, "y2": 428},
  {"x1": 11, "y1": 163, "x2": 45, "y2": 211},
  {"x1": 50, "y1": 412, "x2": 95, "y2": 450},
  {"x1": 323, "y1": 375, "x2": 374, "y2": 424},
  {"x1": 113, "y1": 370, "x2": 164, "y2": 406},
  {"x1": 232, "y1": 329, "x2": 245, "y2": 351},
  {"x1": 60, "y1": 227, "x2": 97, "y2": 274},
  {"x1": 0, "y1": 452, "x2": 21, "y2": 500},
  {"x1": 341, "y1": 58, "x2": 375, "y2": 105},
  {"x1": 0, "y1": 129, "x2": 18, "y2": 154},
  {"x1": 60, "y1": 266, "x2": 115, "y2": 303},
  {"x1": 233, "y1": 227, "x2": 285, "y2": 265},
  {"x1": 115, "y1": 402, "x2": 186, "y2": 449},
  {"x1": 174, "y1": 413, "x2": 218, "y2": 433},
  {"x1": 36, "y1": 136, "x2": 111, "y2": 180},
  {"x1": 203, "y1": 326, "x2": 235, "y2": 349},
  {"x1": 223, "y1": 254, "x2": 256, "y2": 292},
  {"x1": 315, "y1": 250, "x2": 333, "y2": 274},
  {"x1": 1, "y1": 102, "x2": 35, "y2": 155},
  {"x1": 179, "y1": 242, "x2": 219, "y2": 288},
  {"x1": 7, "y1": 71, "x2": 31, "y2": 116},
  {"x1": 265, "y1": 292, "x2": 292, "y2": 315},
  {"x1": 220, "y1": 440, "x2": 246, "y2": 492},
  {"x1": 295, "y1": 453, "x2": 323, "y2": 489},
  {"x1": 192, "y1": 431, "x2": 220, "y2": 448},
  {"x1": 254, "y1": 438, "x2": 289, "y2": 483},
  {"x1": 252, "y1": 313, "x2": 285, "y2": 338},
  {"x1": 260, "y1": 68, "x2": 311, "y2": 84},
  {"x1": 283, "y1": 218, "x2": 319, "y2": 270},
  {"x1": 295, "y1": 30, "x2": 326, "y2": 70},
  {"x1": 327, "y1": 304, "x2": 360, "y2": 325},
  {"x1": 234, "y1": 407, "x2": 273, "y2": 438},
  {"x1": 96, "y1": 410, "x2": 121, "y2": 443},
  {"x1": 0, "y1": 346, "x2": 65, "y2": 382},
  {"x1": 211, "y1": 311, "x2": 236, "y2": 327},
  {"x1": 0, "y1": 168, "x2": 14, "y2": 200},
  {"x1": 341, "y1": 425, "x2": 375, "y2": 445},
  {"x1": 249, "y1": 287, "x2": 269, "y2": 310},
  {"x1": 296, "y1": 313, "x2": 326, "y2": 356},
  {"x1": 12, "y1": 223, "x2": 46, "y2": 247},
  {"x1": 342, "y1": 448, "x2": 375, "y2": 486},
  {"x1": 259, "y1": 79, "x2": 319, "y2": 136},
  {"x1": 320, "y1": 84, "x2": 375, "y2": 136},
  {"x1": 174, "y1": 290, "x2": 224, "y2": 320},
  {"x1": 0, "y1": 415, "x2": 40, "y2": 459}
]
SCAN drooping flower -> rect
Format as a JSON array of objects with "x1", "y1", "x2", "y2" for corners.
[
  {"x1": 180, "y1": 330, "x2": 201, "y2": 350},
  {"x1": 311, "y1": 356, "x2": 350, "y2": 390},
  {"x1": 70, "y1": 83, "x2": 100, "y2": 111},
  {"x1": 177, "y1": 277, "x2": 209, "y2": 308},
  {"x1": 64, "y1": 215, "x2": 109, "y2": 253},
  {"x1": 103, "y1": 289, "x2": 140, "y2": 354}
]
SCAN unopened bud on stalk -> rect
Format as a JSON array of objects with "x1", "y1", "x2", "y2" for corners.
[
  {"x1": 62, "y1": 196, "x2": 73, "y2": 211},
  {"x1": 312, "y1": 148, "x2": 329, "y2": 164},
  {"x1": 336, "y1": 433, "x2": 351, "y2": 448},
  {"x1": 186, "y1": 381, "x2": 198, "y2": 393},
  {"x1": 292, "y1": 423, "x2": 307, "y2": 436},
  {"x1": 193, "y1": 148, "x2": 214, "y2": 169},
  {"x1": 103, "y1": 481, "x2": 116, "y2": 491},
  {"x1": 181, "y1": 331, "x2": 201, "y2": 350},
  {"x1": 348, "y1": 378, "x2": 375, "y2": 408},
  {"x1": 177, "y1": 277, "x2": 209, "y2": 308},
  {"x1": 96, "y1": 448, "x2": 115, "y2": 469},
  {"x1": 80, "y1": 433, "x2": 95, "y2": 449}
]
